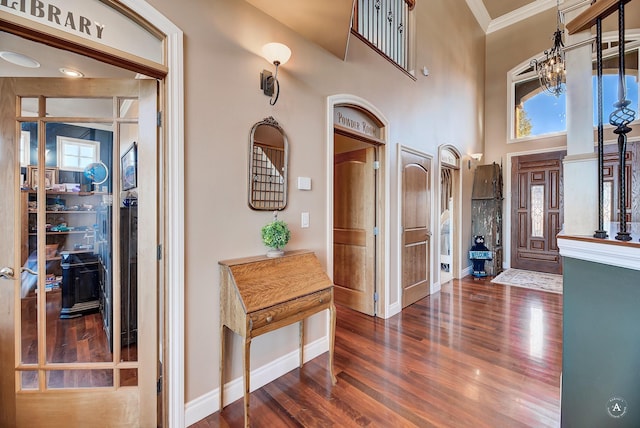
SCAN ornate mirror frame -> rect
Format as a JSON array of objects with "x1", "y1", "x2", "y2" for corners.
[{"x1": 248, "y1": 116, "x2": 289, "y2": 210}]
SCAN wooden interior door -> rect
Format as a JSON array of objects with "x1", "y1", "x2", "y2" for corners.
[
  {"x1": 0, "y1": 78, "x2": 158, "y2": 427},
  {"x1": 401, "y1": 150, "x2": 431, "y2": 308},
  {"x1": 511, "y1": 151, "x2": 565, "y2": 275},
  {"x1": 333, "y1": 147, "x2": 376, "y2": 315}
]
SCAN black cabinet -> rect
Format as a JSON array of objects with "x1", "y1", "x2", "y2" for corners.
[
  {"x1": 60, "y1": 252, "x2": 100, "y2": 319},
  {"x1": 120, "y1": 206, "x2": 138, "y2": 347},
  {"x1": 97, "y1": 205, "x2": 137, "y2": 350},
  {"x1": 96, "y1": 205, "x2": 113, "y2": 347}
]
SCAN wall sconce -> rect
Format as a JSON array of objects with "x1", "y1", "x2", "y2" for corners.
[
  {"x1": 260, "y1": 42, "x2": 291, "y2": 106},
  {"x1": 468, "y1": 153, "x2": 483, "y2": 169}
]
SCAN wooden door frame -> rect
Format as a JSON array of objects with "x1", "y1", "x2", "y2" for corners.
[
  {"x1": 326, "y1": 95, "x2": 392, "y2": 318},
  {"x1": 398, "y1": 146, "x2": 434, "y2": 305},
  {"x1": 436, "y1": 145, "x2": 462, "y2": 289},
  {"x1": 0, "y1": 2, "x2": 185, "y2": 426},
  {"x1": 505, "y1": 147, "x2": 566, "y2": 270}
]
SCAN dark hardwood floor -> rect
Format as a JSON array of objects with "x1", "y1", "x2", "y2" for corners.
[
  {"x1": 20, "y1": 288, "x2": 138, "y2": 388},
  {"x1": 193, "y1": 275, "x2": 563, "y2": 427}
]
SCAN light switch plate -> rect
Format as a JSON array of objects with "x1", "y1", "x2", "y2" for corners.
[
  {"x1": 297, "y1": 176, "x2": 311, "y2": 190},
  {"x1": 301, "y1": 212, "x2": 309, "y2": 228}
]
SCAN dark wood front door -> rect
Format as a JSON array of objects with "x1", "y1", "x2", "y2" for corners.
[{"x1": 511, "y1": 151, "x2": 565, "y2": 274}]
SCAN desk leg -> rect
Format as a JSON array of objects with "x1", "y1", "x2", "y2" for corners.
[
  {"x1": 299, "y1": 320, "x2": 304, "y2": 368},
  {"x1": 219, "y1": 325, "x2": 225, "y2": 411},
  {"x1": 243, "y1": 337, "x2": 251, "y2": 428},
  {"x1": 329, "y1": 303, "x2": 337, "y2": 384}
]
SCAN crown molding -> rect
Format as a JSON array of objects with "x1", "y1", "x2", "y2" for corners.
[
  {"x1": 465, "y1": 0, "x2": 491, "y2": 32},
  {"x1": 487, "y1": 0, "x2": 564, "y2": 34}
]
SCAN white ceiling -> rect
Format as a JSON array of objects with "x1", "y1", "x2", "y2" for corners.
[
  {"x1": 0, "y1": 31, "x2": 136, "y2": 79},
  {"x1": 466, "y1": 0, "x2": 564, "y2": 33}
]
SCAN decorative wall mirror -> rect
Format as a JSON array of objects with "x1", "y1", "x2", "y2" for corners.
[{"x1": 248, "y1": 116, "x2": 288, "y2": 210}]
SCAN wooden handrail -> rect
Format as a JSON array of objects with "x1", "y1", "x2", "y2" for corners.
[{"x1": 566, "y1": 0, "x2": 633, "y2": 34}]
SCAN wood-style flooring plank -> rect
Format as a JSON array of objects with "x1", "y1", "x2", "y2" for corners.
[{"x1": 193, "y1": 276, "x2": 562, "y2": 427}]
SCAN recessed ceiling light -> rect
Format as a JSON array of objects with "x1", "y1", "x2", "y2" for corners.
[
  {"x1": 59, "y1": 68, "x2": 84, "y2": 78},
  {"x1": 0, "y1": 51, "x2": 40, "y2": 68}
]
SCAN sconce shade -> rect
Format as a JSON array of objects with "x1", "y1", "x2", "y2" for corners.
[
  {"x1": 468, "y1": 153, "x2": 483, "y2": 169},
  {"x1": 262, "y1": 42, "x2": 291, "y2": 65}
]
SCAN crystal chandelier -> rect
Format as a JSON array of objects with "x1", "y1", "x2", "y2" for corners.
[{"x1": 530, "y1": 0, "x2": 565, "y2": 97}]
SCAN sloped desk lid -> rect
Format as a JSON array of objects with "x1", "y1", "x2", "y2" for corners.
[{"x1": 219, "y1": 250, "x2": 332, "y2": 313}]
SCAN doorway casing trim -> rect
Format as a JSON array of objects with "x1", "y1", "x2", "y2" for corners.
[
  {"x1": 92, "y1": 1, "x2": 186, "y2": 426},
  {"x1": 437, "y1": 144, "x2": 462, "y2": 290},
  {"x1": 3, "y1": 0, "x2": 185, "y2": 425},
  {"x1": 326, "y1": 94, "x2": 393, "y2": 318}
]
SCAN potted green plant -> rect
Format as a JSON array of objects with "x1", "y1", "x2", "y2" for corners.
[{"x1": 261, "y1": 212, "x2": 291, "y2": 257}]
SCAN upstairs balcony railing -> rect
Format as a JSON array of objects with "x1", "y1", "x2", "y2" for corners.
[
  {"x1": 567, "y1": 0, "x2": 637, "y2": 241},
  {"x1": 352, "y1": 0, "x2": 414, "y2": 72}
]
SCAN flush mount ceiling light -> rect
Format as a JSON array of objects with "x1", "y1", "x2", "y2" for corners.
[
  {"x1": 59, "y1": 68, "x2": 84, "y2": 78},
  {"x1": 260, "y1": 42, "x2": 291, "y2": 106},
  {"x1": 0, "y1": 51, "x2": 40, "y2": 68}
]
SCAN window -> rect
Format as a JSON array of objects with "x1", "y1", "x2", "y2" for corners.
[
  {"x1": 57, "y1": 136, "x2": 100, "y2": 171},
  {"x1": 592, "y1": 49, "x2": 639, "y2": 126},
  {"x1": 514, "y1": 76, "x2": 566, "y2": 138},
  {"x1": 20, "y1": 130, "x2": 30, "y2": 167},
  {"x1": 352, "y1": 0, "x2": 414, "y2": 73},
  {"x1": 511, "y1": 36, "x2": 639, "y2": 141}
]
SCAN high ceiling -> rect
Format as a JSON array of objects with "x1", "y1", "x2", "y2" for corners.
[
  {"x1": 0, "y1": 0, "x2": 561, "y2": 80},
  {"x1": 466, "y1": 0, "x2": 563, "y2": 33}
]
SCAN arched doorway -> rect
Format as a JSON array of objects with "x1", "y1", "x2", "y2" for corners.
[
  {"x1": 327, "y1": 96, "x2": 389, "y2": 317},
  {"x1": 438, "y1": 146, "x2": 461, "y2": 286},
  {"x1": 0, "y1": 2, "x2": 185, "y2": 426}
]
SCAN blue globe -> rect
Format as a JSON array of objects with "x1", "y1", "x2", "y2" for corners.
[{"x1": 84, "y1": 161, "x2": 109, "y2": 185}]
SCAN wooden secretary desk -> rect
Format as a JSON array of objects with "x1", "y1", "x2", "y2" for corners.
[{"x1": 219, "y1": 250, "x2": 337, "y2": 427}]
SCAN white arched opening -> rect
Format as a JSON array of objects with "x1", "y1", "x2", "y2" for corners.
[
  {"x1": 326, "y1": 94, "x2": 393, "y2": 317},
  {"x1": 437, "y1": 145, "x2": 462, "y2": 290}
]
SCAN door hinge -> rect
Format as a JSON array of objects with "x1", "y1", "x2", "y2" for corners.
[
  {"x1": 373, "y1": 161, "x2": 380, "y2": 170},
  {"x1": 373, "y1": 227, "x2": 379, "y2": 236},
  {"x1": 374, "y1": 292, "x2": 379, "y2": 302},
  {"x1": 157, "y1": 376, "x2": 162, "y2": 394},
  {"x1": 157, "y1": 111, "x2": 162, "y2": 127},
  {"x1": 157, "y1": 244, "x2": 162, "y2": 260}
]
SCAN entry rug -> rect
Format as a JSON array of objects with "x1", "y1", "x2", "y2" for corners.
[{"x1": 491, "y1": 268, "x2": 563, "y2": 294}]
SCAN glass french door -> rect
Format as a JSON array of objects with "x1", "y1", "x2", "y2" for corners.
[{"x1": 0, "y1": 78, "x2": 158, "y2": 427}]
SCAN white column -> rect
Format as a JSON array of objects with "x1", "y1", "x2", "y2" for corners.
[{"x1": 562, "y1": 3, "x2": 597, "y2": 236}]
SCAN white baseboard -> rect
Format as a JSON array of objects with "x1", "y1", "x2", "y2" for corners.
[
  {"x1": 461, "y1": 264, "x2": 472, "y2": 277},
  {"x1": 386, "y1": 301, "x2": 402, "y2": 318},
  {"x1": 185, "y1": 336, "x2": 329, "y2": 426},
  {"x1": 431, "y1": 281, "x2": 441, "y2": 294}
]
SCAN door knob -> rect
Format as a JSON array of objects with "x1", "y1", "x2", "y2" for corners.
[{"x1": 0, "y1": 266, "x2": 15, "y2": 280}]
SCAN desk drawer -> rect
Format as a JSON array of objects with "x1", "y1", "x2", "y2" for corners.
[{"x1": 249, "y1": 288, "x2": 332, "y2": 334}]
